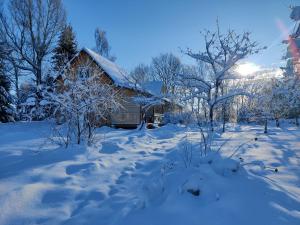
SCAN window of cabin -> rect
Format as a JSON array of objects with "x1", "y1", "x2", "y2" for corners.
[{"x1": 77, "y1": 66, "x2": 91, "y2": 80}]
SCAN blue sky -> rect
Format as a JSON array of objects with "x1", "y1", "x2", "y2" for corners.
[{"x1": 64, "y1": 0, "x2": 299, "y2": 71}]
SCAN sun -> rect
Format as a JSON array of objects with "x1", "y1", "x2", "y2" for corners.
[{"x1": 235, "y1": 62, "x2": 261, "y2": 76}]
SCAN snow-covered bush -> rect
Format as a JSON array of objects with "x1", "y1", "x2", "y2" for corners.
[
  {"x1": 19, "y1": 77, "x2": 55, "y2": 121},
  {"x1": 243, "y1": 76, "x2": 290, "y2": 132},
  {"x1": 163, "y1": 111, "x2": 194, "y2": 125},
  {"x1": 210, "y1": 154, "x2": 240, "y2": 176},
  {"x1": 285, "y1": 77, "x2": 300, "y2": 126},
  {"x1": 52, "y1": 63, "x2": 121, "y2": 144},
  {"x1": 237, "y1": 104, "x2": 254, "y2": 123},
  {"x1": 178, "y1": 137, "x2": 193, "y2": 168}
]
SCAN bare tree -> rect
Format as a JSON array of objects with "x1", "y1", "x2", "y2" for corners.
[
  {"x1": 129, "y1": 63, "x2": 150, "y2": 88},
  {"x1": 151, "y1": 53, "x2": 182, "y2": 96},
  {"x1": 183, "y1": 23, "x2": 265, "y2": 131},
  {"x1": 0, "y1": 0, "x2": 66, "y2": 92},
  {"x1": 94, "y1": 28, "x2": 116, "y2": 61}
]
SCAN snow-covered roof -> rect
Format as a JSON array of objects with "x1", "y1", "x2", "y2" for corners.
[
  {"x1": 142, "y1": 81, "x2": 184, "y2": 108},
  {"x1": 82, "y1": 48, "x2": 141, "y2": 91},
  {"x1": 142, "y1": 81, "x2": 163, "y2": 97}
]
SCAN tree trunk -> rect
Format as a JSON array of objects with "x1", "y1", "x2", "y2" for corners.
[
  {"x1": 197, "y1": 98, "x2": 200, "y2": 115},
  {"x1": 275, "y1": 118, "x2": 280, "y2": 127},
  {"x1": 88, "y1": 122, "x2": 92, "y2": 141},
  {"x1": 222, "y1": 114, "x2": 226, "y2": 133},
  {"x1": 34, "y1": 61, "x2": 43, "y2": 120},
  {"x1": 77, "y1": 114, "x2": 81, "y2": 145},
  {"x1": 209, "y1": 106, "x2": 214, "y2": 132},
  {"x1": 296, "y1": 116, "x2": 299, "y2": 127},
  {"x1": 201, "y1": 130, "x2": 207, "y2": 156},
  {"x1": 264, "y1": 119, "x2": 268, "y2": 134},
  {"x1": 139, "y1": 110, "x2": 146, "y2": 130},
  {"x1": 35, "y1": 61, "x2": 43, "y2": 91},
  {"x1": 35, "y1": 60, "x2": 43, "y2": 89},
  {"x1": 221, "y1": 85, "x2": 226, "y2": 133},
  {"x1": 236, "y1": 97, "x2": 239, "y2": 122},
  {"x1": 14, "y1": 67, "x2": 20, "y2": 120},
  {"x1": 204, "y1": 104, "x2": 207, "y2": 121},
  {"x1": 222, "y1": 103, "x2": 226, "y2": 133}
]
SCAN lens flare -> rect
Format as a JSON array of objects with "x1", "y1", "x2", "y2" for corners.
[{"x1": 276, "y1": 19, "x2": 300, "y2": 74}]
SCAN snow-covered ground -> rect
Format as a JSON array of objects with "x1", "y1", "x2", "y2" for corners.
[{"x1": 0, "y1": 122, "x2": 299, "y2": 225}]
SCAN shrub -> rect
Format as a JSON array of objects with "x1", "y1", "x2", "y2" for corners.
[{"x1": 163, "y1": 112, "x2": 194, "y2": 125}]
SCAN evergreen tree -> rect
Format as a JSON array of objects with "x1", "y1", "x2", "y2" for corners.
[
  {"x1": 52, "y1": 24, "x2": 78, "y2": 73},
  {"x1": 0, "y1": 43, "x2": 14, "y2": 122},
  {"x1": 0, "y1": 75, "x2": 13, "y2": 122}
]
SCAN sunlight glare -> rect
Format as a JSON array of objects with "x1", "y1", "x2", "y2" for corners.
[{"x1": 235, "y1": 62, "x2": 261, "y2": 76}]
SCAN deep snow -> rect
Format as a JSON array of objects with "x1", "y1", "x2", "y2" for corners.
[{"x1": 0, "y1": 122, "x2": 299, "y2": 225}]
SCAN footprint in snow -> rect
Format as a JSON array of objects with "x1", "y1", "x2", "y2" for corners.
[
  {"x1": 99, "y1": 142, "x2": 120, "y2": 154},
  {"x1": 135, "y1": 162, "x2": 143, "y2": 169},
  {"x1": 152, "y1": 152, "x2": 164, "y2": 157},
  {"x1": 66, "y1": 163, "x2": 94, "y2": 175},
  {"x1": 42, "y1": 188, "x2": 72, "y2": 204},
  {"x1": 108, "y1": 186, "x2": 119, "y2": 196},
  {"x1": 138, "y1": 150, "x2": 147, "y2": 155}
]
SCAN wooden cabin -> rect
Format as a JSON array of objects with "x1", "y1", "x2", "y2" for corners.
[{"x1": 56, "y1": 48, "x2": 182, "y2": 128}]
